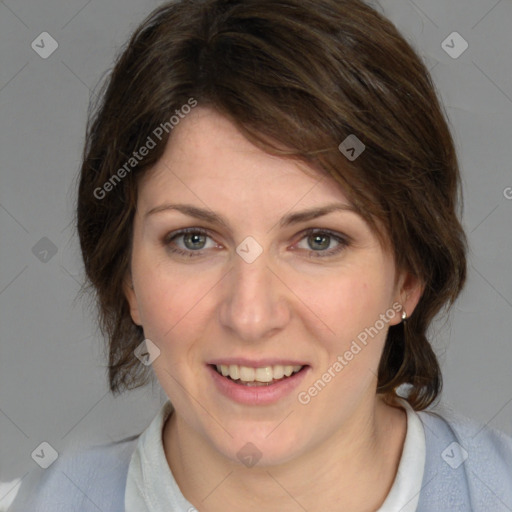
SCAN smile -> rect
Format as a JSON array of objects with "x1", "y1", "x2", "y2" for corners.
[
  {"x1": 207, "y1": 363, "x2": 310, "y2": 405},
  {"x1": 214, "y1": 364, "x2": 304, "y2": 386}
]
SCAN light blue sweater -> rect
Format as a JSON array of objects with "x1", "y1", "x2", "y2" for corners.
[{"x1": 8, "y1": 407, "x2": 512, "y2": 511}]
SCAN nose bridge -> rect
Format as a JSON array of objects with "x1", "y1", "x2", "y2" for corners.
[{"x1": 219, "y1": 246, "x2": 290, "y2": 341}]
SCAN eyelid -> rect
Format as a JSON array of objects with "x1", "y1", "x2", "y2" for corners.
[
  {"x1": 162, "y1": 227, "x2": 220, "y2": 250},
  {"x1": 296, "y1": 227, "x2": 350, "y2": 244},
  {"x1": 294, "y1": 228, "x2": 350, "y2": 258},
  {"x1": 162, "y1": 226, "x2": 350, "y2": 258},
  {"x1": 162, "y1": 226, "x2": 211, "y2": 243}
]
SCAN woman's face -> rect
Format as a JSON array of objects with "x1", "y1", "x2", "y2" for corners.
[{"x1": 124, "y1": 107, "x2": 421, "y2": 466}]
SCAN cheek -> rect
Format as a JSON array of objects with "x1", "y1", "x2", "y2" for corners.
[
  {"x1": 135, "y1": 272, "x2": 207, "y2": 389},
  {"x1": 305, "y1": 267, "x2": 394, "y2": 388},
  {"x1": 133, "y1": 259, "x2": 214, "y2": 348},
  {"x1": 310, "y1": 271, "x2": 391, "y2": 340}
]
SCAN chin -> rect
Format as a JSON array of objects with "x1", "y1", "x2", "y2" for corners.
[{"x1": 213, "y1": 427, "x2": 308, "y2": 469}]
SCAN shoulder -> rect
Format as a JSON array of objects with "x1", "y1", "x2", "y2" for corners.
[
  {"x1": 8, "y1": 435, "x2": 139, "y2": 512},
  {"x1": 416, "y1": 406, "x2": 512, "y2": 512},
  {"x1": 418, "y1": 405, "x2": 512, "y2": 469}
]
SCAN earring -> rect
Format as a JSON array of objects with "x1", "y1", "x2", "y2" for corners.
[{"x1": 401, "y1": 310, "x2": 407, "y2": 322}]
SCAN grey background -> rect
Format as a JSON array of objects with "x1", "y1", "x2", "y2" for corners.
[{"x1": 1, "y1": 0, "x2": 511, "y2": 506}]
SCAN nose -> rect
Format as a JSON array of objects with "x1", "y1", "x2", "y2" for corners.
[{"x1": 218, "y1": 247, "x2": 291, "y2": 343}]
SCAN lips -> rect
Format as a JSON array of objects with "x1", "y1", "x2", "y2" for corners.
[
  {"x1": 212, "y1": 363, "x2": 304, "y2": 384},
  {"x1": 207, "y1": 362, "x2": 310, "y2": 405},
  {"x1": 208, "y1": 358, "x2": 310, "y2": 368}
]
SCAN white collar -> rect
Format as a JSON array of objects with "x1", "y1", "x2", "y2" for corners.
[
  {"x1": 125, "y1": 397, "x2": 425, "y2": 511},
  {"x1": 376, "y1": 397, "x2": 426, "y2": 512}
]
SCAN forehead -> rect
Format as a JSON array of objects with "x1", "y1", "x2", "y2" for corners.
[{"x1": 137, "y1": 107, "x2": 352, "y2": 210}]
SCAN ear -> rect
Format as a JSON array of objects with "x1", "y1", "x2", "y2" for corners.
[
  {"x1": 389, "y1": 269, "x2": 424, "y2": 326},
  {"x1": 123, "y1": 273, "x2": 142, "y2": 326}
]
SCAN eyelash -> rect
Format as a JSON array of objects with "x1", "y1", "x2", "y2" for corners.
[{"x1": 162, "y1": 227, "x2": 349, "y2": 259}]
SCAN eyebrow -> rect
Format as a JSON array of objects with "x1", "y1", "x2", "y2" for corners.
[{"x1": 144, "y1": 202, "x2": 359, "y2": 229}]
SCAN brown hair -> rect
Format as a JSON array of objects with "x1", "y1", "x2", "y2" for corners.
[{"x1": 76, "y1": 0, "x2": 467, "y2": 410}]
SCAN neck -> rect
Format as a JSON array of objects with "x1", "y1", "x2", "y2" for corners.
[{"x1": 163, "y1": 394, "x2": 407, "y2": 512}]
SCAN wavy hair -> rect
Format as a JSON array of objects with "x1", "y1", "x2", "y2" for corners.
[{"x1": 76, "y1": 0, "x2": 467, "y2": 410}]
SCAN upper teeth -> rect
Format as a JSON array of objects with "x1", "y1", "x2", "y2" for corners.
[{"x1": 216, "y1": 364, "x2": 303, "y2": 382}]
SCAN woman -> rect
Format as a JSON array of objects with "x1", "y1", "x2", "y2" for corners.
[{"x1": 10, "y1": 0, "x2": 512, "y2": 510}]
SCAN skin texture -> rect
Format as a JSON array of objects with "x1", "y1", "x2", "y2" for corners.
[{"x1": 124, "y1": 107, "x2": 423, "y2": 511}]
